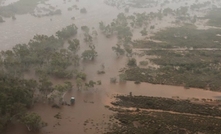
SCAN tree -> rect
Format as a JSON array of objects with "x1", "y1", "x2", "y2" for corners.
[
  {"x1": 124, "y1": 45, "x2": 133, "y2": 57},
  {"x1": 92, "y1": 29, "x2": 98, "y2": 37},
  {"x1": 68, "y1": 39, "x2": 80, "y2": 54},
  {"x1": 140, "y1": 27, "x2": 148, "y2": 36},
  {"x1": 119, "y1": 74, "x2": 126, "y2": 82},
  {"x1": 163, "y1": 7, "x2": 173, "y2": 15},
  {"x1": 112, "y1": 44, "x2": 125, "y2": 57},
  {"x1": 39, "y1": 77, "x2": 53, "y2": 98},
  {"x1": 48, "y1": 49, "x2": 74, "y2": 78},
  {"x1": 150, "y1": 25, "x2": 155, "y2": 29},
  {"x1": 97, "y1": 80, "x2": 102, "y2": 85},
  {"x1": 1, "y1": 50, "x2": 23, "y2": 77},
  {"x1": 22, "y1": 113, "x2": 47, "y2": 132},
  {"x1": 84, "y1": 33, "x2": 93, "y2": 44},
  {"x1": 80, "y1": 8, "x2": 87, "y2": 13},
  {"x1": 81, "y1": 45, "x2": 98, "y2": 60},
  {"x1": 110, "y1": 77, "x2": 117, "y2": 83},
  {"x1": 88, "y1": 80, "x2": 96, "y2": 87},
  {"x1": 64, "y1": 81, "x2": 73, "y2": 90},
  {"x1": 76, "y1": 78, "x2": 83, "y2": 90},
  {"x1": 127, "y1": 58, "x2": 137, "y2": 67},
  {"x1": 76, "y1": 72, "x2": 87, "y2": 80},
  {"x1": 99, "y1": 21, "x2": 105, "y2": 31},
  {"x1": 116, "y1": 25, "x2": 132, "y2": 44},
  {"x1": 72, "y1": 54, "x2": 80, "y2": 67},
  {"x1": 81, "y1": 26, "x2": 90, "y2": 33},
  {"x1": 56, "y1": 24, "x2": 78, "y2": 40},
  {"x1": 85, "y1": 80, "x2": 96, "y2": 89}
]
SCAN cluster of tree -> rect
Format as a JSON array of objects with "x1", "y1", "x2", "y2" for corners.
[
  {"x1": 127, "y1": 58, "x2": 137, "y2": 67},
  {"x1": 81, "y1": 45, "x2": 98, "y2": 60},
  {"x1": 0, "y1": 24, "x2": 80, "y2": 79},
  {"x1": 125, "y1": 48, "x2": 221, "y2": 91},
  {"x1": 190, "y1": 1, "x2": 211, "y2": 11},
  {"x1": 0, "y1": 76, "x2": 46, "y2": 132},
  {"x1": 104, "y1": 0, "x2": 158, "y2": 8},
  {"x1": 75, "y1": 71, "x2": 101, "y2": 90},
  {"x1": 0, "y1": 0, "x2": 43, "y2": 17},
  {"x1": 80, "y1": 25, "x2": 98, "y2": 60},
  {"x1": 206, "y1": 8, "x2": 221, "y2": 27},
  {"x1": 56, "y1": 24, "x2": 78, "y2": 40},
  {"x1": 112, "y1": 44, "x2": 125, "y2": 57},
  {"x1": 152, "y1": 25, "x2": 221, "y2": 48}
]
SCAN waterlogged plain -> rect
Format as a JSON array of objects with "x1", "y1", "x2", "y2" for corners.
[{"x1": 1, "y1": 0, "x2": 221, "y2": 134}]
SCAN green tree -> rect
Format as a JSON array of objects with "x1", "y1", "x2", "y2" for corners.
[
  {"x1": 81, "y1": 26, "x2": 90, "y2": 33},
  {"x1": 39, "y1": 77, "x2": 53, "y2": 98},
  {"x1": 76, "y1": 72, "x2": 87, "y2": 80},
  {"x1": 88, "y1": 80, "x2": 96, "y2": 87},
  {"x1": 76, "y1": 78, "x2": 83, "y2": 90},
  {"x1": 99, "y1": 21, "x2": 105, "y2": 31},
  {"x1": 22, "y1": 113, "x2": 47, "y2": 132},
  {"x1": 84, "y1": 33, "x2": 93, "y2": 44},
  {"x1": 112, "y1": 44, "x2": 125, "y2": 57},
  {"x1": 92, "y1": 29, "x2": 98, "y2": 37},
  {"x1": 56, "y1": 24, "x2": 78, "y2": 40},
  {"x1": 140, "y1": 27, "x2": 148, "y2": 36},
  {"x1": 127, "y1": 58, "x2": 137, "y2": 67},
  {"x1": 81, "y1": 45, "x2": 98, "y2": 60},
  {"x1": 49, "y1": 49, "x2": 74, "y2": 78},
  {"x1": 68, "y1": 39, "x2": 80, "y2": 54}
]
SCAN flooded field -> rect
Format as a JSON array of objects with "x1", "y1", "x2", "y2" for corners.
[{"x1": 1, "y1": 0, "x2": 221, "y2": 133}]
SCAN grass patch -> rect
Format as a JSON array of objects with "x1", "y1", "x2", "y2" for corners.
[
  {"x1": 124, "y1": 50, "x2": 221, "y2": 91},
  {"x1": 112, "y1": 95, "x2": 221, "y2": 116},
  {"x1": 107, "y1": 95, "x2": 221, "y2": 134},
  {"x1": 153, "y1": 25, "x2": 221, "y2": 48}
]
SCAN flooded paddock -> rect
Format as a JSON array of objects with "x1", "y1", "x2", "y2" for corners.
[{"x1": 1, "y1": 0, "x2": 221, "y2": 133}]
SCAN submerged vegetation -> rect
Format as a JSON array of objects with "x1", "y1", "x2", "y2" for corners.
[
  {"x1": 152, "y1": 25, "x2": 221, "y2": 48},
  {"x1": 0, "y1": 23, "x2": 98, "y2": 132},
  {"x1": 0, "y1": 77, "x2": 44, "y2": 132},
  {"x1": 1, "y1": 0, "x2": 221, "y2": 133},
  {"x1": 107, "y1": 95, "x2": 221, "y2": 134},
  {"x1": 206, "y1": 8, "x2": 221, "y2": 27},
  {"x1": 0, "y1": 0, "x2": 62, "y2": 18},
  {"x1": 108, "y1": 111, "x2": 221, "y2": 134},
  {"x1": 0, "y1": 0, "x2": 43, "y2": 17},
  {"x1": 124, "y1": 49, "x2": 221, "y2": 91},
  {"x1": 124, "y1": 23, "x2": 221, "y2": 91}
]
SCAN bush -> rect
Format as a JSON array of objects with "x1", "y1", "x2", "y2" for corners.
[
  {"x1": 110, "y1": 77, "x2": 117, "y2": 83},
  {"x1": 134, "y1": 81, "x2": 141, "y2": 84},
  {"x1": 139, "y1": 61, "x2": 148, "y2": 66},
  {"x1": 80, "y1": 8, "x2": 87, "y2": 13},
  {"x1": 127, "y1": 58, "x2": 137, "y2": 67}
]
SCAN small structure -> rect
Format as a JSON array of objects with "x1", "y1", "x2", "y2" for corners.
[{"x1": 70, "y1": 97, "x2": 75, "y2": 105}]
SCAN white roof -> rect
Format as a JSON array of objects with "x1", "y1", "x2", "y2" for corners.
[{"x1": 71, "y1": 97, "x2": 75, "y2": 99}]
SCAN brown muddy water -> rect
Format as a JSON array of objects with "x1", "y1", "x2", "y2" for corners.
[{"x1": 2, "y1": 0, "x2": 221, "y2": 134}]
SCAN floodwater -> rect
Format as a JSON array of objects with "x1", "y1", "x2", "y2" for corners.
[{"x1": 2, "y1": 0, "x2": 221, "y2": 133}]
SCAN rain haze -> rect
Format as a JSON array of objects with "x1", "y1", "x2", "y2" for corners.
[{"x1": 1, "y1": 0, "x2": 221, "y2": 134}]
